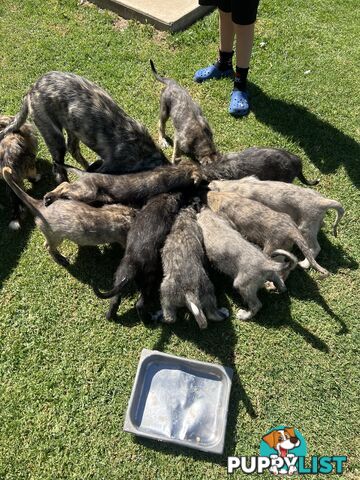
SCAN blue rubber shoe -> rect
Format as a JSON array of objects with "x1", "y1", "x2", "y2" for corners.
[
  {"x1": 194, "y1": 64, "x2": 234, "y2": 83},
  {"x1": 229, "y1": 89, "x2": 250, "y2": 117}
]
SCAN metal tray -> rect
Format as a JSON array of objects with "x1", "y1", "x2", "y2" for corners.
[{"x1": 123, "y1": 349, "x2": 233, "y2": 454}]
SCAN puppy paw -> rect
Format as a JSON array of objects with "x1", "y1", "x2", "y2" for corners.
[
  {"x1": 236, "y1": 309, "x2": 253, "y2": 321},
  {"x1": 264, "y1": 281, "x2": 277, "y2": 292},
  {"x1": 160, "y1": 138, "x2": 170, "y2": 149},
  {"x1": 298, "y1": 258, "x2": 311, "y2": 269},
  {"x1": 8, "y1": 220, "x2": 21, "y2": 231}
]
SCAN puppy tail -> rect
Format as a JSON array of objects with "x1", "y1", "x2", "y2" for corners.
[
  {"x1": 325, "y1": 200, "x2": 345, "y2": 237},
  {"x1": 185, "y1": 292, "x2": 208, "y2": 329},
  {"x1": 291, "y1": 231, "x2": 330, "y2": 276},
  {"x1": 297, "y1": 172, "x2": 320, "y2": 186},
  {"x1": 2, "y1": 166, "x2": 42, "y2": 217},
  {"x1": 0, "y1": 95, "x2": 29, "y2": 141},
  {"x1": 93, "y1": 260, "x2": 135, "y2": 299},
  {"x1": 150, "y1": 59, "x2": 170, "y2": 85},
  {"x1": 270, "y1": 249, "x2": 298, "y2": 272}
]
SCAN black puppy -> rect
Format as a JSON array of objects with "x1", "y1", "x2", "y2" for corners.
[
  {"x1": 94, "y1": 193, "x2": 183, "y2": 322},
  {"x1": 201, "y1": 147, "x2": 319, "y2": 185}
]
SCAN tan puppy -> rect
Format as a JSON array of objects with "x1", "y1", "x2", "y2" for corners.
[{"x1": 3, "y1": 167, "x2": 136, "y2": 266}]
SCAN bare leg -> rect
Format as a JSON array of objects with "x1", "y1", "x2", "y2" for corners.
[
  {"x1": 234, "y1": 23, "x2": 255, "y2": 68},
  {"x1": 219, "y1": 10, "x2": 235, "y2": 52}
]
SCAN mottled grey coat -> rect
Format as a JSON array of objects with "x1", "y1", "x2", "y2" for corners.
[
  {"x1": 150, "y1": 60, "x2": 218, "y2": 165},
  {"x1": 0, "y1": 71, "x2": 167, "y2": 182},
  {"x1": 3, "y1": 167, "x2": 136, "y2": 266},
  {"x1": 160, "y1": 206, "x2": 228, "y2": 329},
  {"x1": 209, "y1": 176, "x2": 344, "y2": 269},
  {"x1": 197, "y1": 208, "x2": 297, "y2": 320},
  {"x1": 207, "y1": 191, "x2": 329, "y2": 276},
  {"x1": 0, "y1": 115, "x2": 39, "y2": 229}
]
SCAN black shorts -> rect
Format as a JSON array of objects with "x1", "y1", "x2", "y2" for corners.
[{"x1": 199, "y1": 0, "x2": 260, "y2": 25}]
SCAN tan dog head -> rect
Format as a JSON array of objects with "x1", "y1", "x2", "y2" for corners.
[{"x1": 262, "y1": 428, "x2": 300, "y2": 457}]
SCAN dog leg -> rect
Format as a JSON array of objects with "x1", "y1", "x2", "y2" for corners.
[
  {"x1": 44, "y1": 238, "x2": 68, "y2": 267},
  {"x1": 7, "y1": 184, "x2": 23, "y2": 230},
  {"x1": 106, "y1": 294, "x2": 122, "y2": 321},
  {"x1": 66, "y1": 131, "x2": 89, "y2": 169},
  {"x1": 171, "y1": 135, "x2": 181, "y2": 164},
  {"x1": 158, "y1": 96, "x2": 170, "y2": 148},
  {"x1": 234, "y1": 279, "x2": 262, "y2": 321}
]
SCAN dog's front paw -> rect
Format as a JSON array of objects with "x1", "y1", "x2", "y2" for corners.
[
  {"x1": 236, "y1": 309, "x2": 253, "y2": 321},
  {"x1": 298, "y1": 258, "x2": 311, "y2": 269}
]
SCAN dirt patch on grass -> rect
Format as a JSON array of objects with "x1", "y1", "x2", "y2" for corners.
[{"x1": 113, "y1": 17, "x2": 129, "y2": 31}]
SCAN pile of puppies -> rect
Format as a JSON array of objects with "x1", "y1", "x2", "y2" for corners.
[{"x1": 0, "y1": 62, "x2": 344, "y2": 328}]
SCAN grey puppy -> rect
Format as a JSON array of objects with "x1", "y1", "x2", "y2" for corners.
[
  {"x1": 160, "y1": 206, "x2": 229, "y2": 329},
  {"x1": 209, "y1": 177, "x2": 344, "y2": 269},
  {"x1": 3, "y1": 167, "x2": 136, "y2": 266},
  {"x1": 0, "y1": 71, "x2": 167, "y2": 183},
  {"x1": 197, "y1": 208, "x2": 298, "y2": 320},
  {"x1": 150, "y1": 60, "x2": 218, "y2": 165},
  {"x1": 0, "y1": 115, "x2": 40, "y2": 229},
  {"x1": 202, "y1": 147, "x2": 319, "y2": 185},
  {"x1": 207, "y1": 191, "x2": 329, "y2": 276},
  {"x1": 43, "y1": 161, "x2": 201, "y2": 207}
]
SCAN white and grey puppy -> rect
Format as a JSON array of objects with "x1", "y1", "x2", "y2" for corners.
[
  {"x1": 209, "y1": 177, "x2": 344, "y2": 269},
  {"x1": 150, "y1": 60, "x2": 218, "y2": 165},
  {"x1": 207, "y1": 191, "x2": 329, "y2": 276},
  {"x1": 197, "y1": 208, "x2": 298, "y2": 320},
  {"x1": 3, "y1": 167, "x2": 136, "y2": 267},
  {"x1": 160, "y1": 206, "x2": 229, "y2": 329}
]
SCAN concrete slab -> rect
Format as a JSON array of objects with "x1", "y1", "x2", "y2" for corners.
[{"x1": 89, "y1": 0, "x2": 214, "y2": 32}]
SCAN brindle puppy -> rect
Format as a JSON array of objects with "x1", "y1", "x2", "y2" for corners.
[
  {"x1": 43, "y1": 160, "x2": 201, "y2": 207},
  {"x1": 0, "y1": 115, "x2": 40, "y2": 229},
  {"x1": 3, "y1": 167, "x2": 136, "y2": 266},
  {"x1": 0, "y1": 71, "x2": 167, "y2": 183},
  {"x1": 209, "y1": 177, "x2": 344, "y2": 269},
  {"x1": 202, "y1": 147, "x2": 319, "y2": 184},
  {"x1": 94, "y1": 193, "x2": 183, "y2": 323},
  {"x1": 160, "y1": 206, "x2": 229, "y2": 329},
  {"x1": 207, "y1": 191, "x2": 329, "y2": 276},
  {"x1": 197, "y1": 208, "x2": 298, "y2": 320},
  {"x1": 150, "y1": 60, "x2": 218, "y2": 165}
]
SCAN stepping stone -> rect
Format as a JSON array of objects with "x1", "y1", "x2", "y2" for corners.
[{"x1": 89, "y1": 0, "x2": 214, "y2": 32}]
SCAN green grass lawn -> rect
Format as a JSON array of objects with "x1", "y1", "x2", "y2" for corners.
[{"x1": 0, "y1": 0, "x2": 359, "y2": 478}]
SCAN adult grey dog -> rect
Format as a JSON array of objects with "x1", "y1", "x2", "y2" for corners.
[
  {"x1": 0, "y1": 71, "x2": 167, "y2": 183},
  {"x1": 160, "y1": 206, "x2": 229, "y2": 329},
  {"x1": 3, "y1": 167, "x2": 136, "y2": 267},
  {"x1": 202, "y1": 147, "x2": 319, "y2": 184},
  {"x1": 209, "y1": 177, "x2": 344, "y2": 269},
  {"x1": 43, "y1": 161, "x2": 201, "y2": 207},
  {"x1": 197, "y1": 208, "x2": 297, "y2": 320},
  {"x1": 150, "y1": 60, "x2": 218, "y2": 165},
  {"x1": 207, "y1": 191, "x2": 329, "y2": 276}
]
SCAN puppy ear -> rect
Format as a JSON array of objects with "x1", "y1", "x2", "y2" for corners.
[
  {"x1": 285, "y1": 427, "x2": 296, "y2": 438},
  {"x1": 262, "y1": 430, "x2": 279, "y2": 449}
]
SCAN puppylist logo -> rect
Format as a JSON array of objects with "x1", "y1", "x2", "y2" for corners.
[{"x1": 228, "y1": 426, "x2": 347, "y2": 475}]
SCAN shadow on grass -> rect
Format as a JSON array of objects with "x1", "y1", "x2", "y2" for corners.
[
  {"x1": 250, "y1": 83, "x2": 360, "y2": 188},
  {"x1": 0, "y1": 158, "x2": 54, "y2": 290}
]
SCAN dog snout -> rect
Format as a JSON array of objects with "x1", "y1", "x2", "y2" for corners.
[{"x1": 290, "y1": 436, "x2": 299, "y2": 445}]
